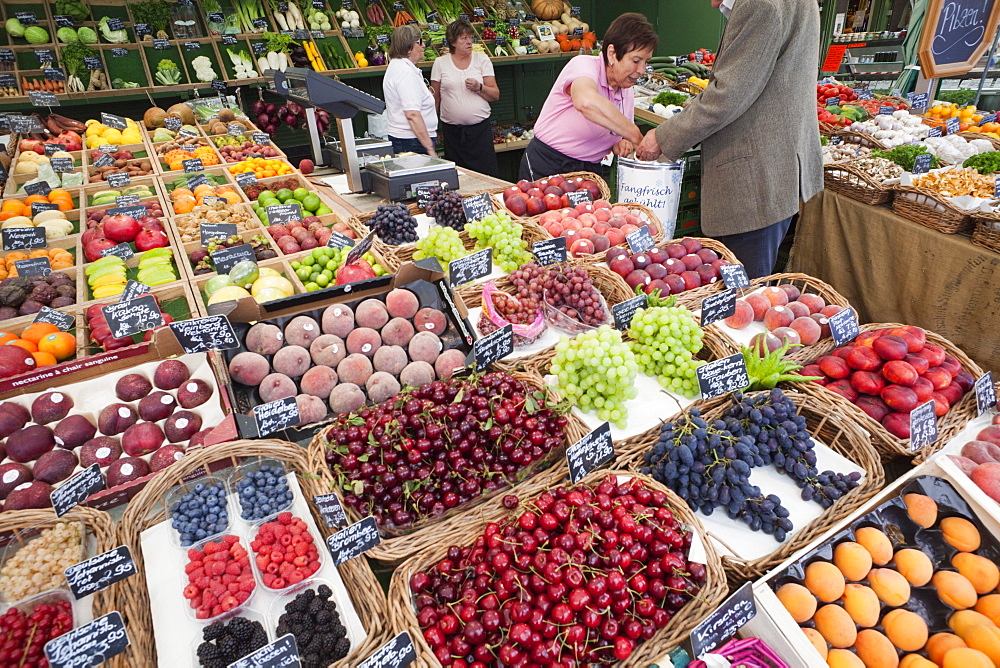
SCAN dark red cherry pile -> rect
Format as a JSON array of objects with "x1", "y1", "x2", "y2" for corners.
[
  {"x1": 322, "y1": 371, "x2": 568, "y2": 531},
  {"x1": 410, "y1": 475, "x2": 707, "y2": 666}
]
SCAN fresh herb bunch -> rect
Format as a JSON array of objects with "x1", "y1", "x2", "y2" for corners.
[
  {"x1": 963, "y1": 151, "x2": 1000, "y2": 174},
  {"x1": 60, "y1": 42, "x2": 97, "y2": 78},
  {"x1": 872, "y1": 144, "x2": 940, "y2": 172},
  {"x1": 130, "y1": 0, "x2": 173, "y2": 33},
  {"x1": 652, "y1": 90, "x2": 687, "y2": 107},
  {"x1": 263, "y1": 31, "x2": 294, "y2": 53}
]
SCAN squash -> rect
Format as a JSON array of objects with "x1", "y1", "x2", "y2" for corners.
[{"x1": 532, "y1": 0, "x2": 564, "y2": 20}]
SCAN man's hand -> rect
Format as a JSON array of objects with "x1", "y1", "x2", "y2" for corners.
[
  {"x1": 635, "y1": 128, "x2": 662, "y2": 161},
  {"x1": 613, "y1": 138, "x2": 634, "y2": 157}
]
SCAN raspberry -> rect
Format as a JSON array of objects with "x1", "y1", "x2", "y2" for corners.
[
  {"x1": 240, "y1": 579, "x2": 255, "y2": 593},
  {"x1": 277, "y1": 512, "x2": 292, "y2": 524},
  {"x1": 235, "y1": 590, "x2": 251, "y2": 603},
  {"x1": 183, "y1": 584, "x2": 199, "y2": 599},
  {"x1": 203, "y1": 541, "x2": 221, "y2": 554},
  {"x1": 226, "y1": 562, "x2": 242, "y2": 576},
  {"x1": 222, "y1": 573, "x2": 237, "y2": 586}
]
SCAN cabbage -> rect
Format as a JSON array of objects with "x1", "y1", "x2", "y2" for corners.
[
  {"x1": 98, "y1": 17, "x2": 126, "y2": 44},
  {"x1": 57, "y1": 27, "x2": 79, "y2": 43},
  {"x1": 24, "y1": 26, "x2": 50, "y2": 44},
  {"x1": 77, "y1": 27, "x2": 97, "y2": 44},
  {"x1": 5, "y1": 19, "x2": 25, "y2": 37}
]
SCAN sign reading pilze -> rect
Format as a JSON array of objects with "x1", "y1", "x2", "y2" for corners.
[{"x1": 918, "y1": 0, "x2": 1000, "y2": 77}]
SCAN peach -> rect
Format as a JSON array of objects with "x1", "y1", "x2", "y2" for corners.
[
  {"x1": 79, "y1": 437, "x2": 121, "y2": 468},
  {"x1": 409, "y1": 331, "x2": 442, "y2": 364},
  {"x1": 0, "y1": 463, "x2": 31, "y2": 499},
  {"x1": 963, "y1": 625, "x2": 1000, "y2": 666},
  {"x1": 322, "y1": 304, "x2": 355, "y2": 338},
  {"x1": 106, "y1": 457, "x2": 150, "y2": 487},
  {"x1": 53, "y1": 415, "x2": 96, "y2": 450},
  {"x1": 801, "y1": 628, "x2": 827, "y2": 659},
  {"x1": 974, "y1": 593, "x2": 1000, "y2": 626},
  {"x1": 153, "y1": 359, "x2": 190, "y2": 390},
  {"x1": 814, "y1": 603, "x2": 857, "y2": 648},
  {"x1": 942, "y1": 648, "x2": 994, "y2": 668},
  {"x1": 98, "y1": 404, "x2": 138, "y2": 437},
  {"x1": 952, "y1": 552, "x2": 1000, "y2": 594},
  {"x1": 786, "y1": 300, "x2": 810, "y2": 319},
  {"x1": 855, "y1": 629, "x2": 900, "y2": 668},
  {"x1": 149, "y1": 444, "x2": 186, "y2": 471},
  {"x1": 850, "y1": 370, "x2": 885, "y2": 396},
  {"x1": 283, "y1": 315, "x2": 321, "y2": 348},
  {"x1": 413, "y1": 308, "x2": 447, "y2": 334},
  {"x1": 228, "y1": 352, "x2": 270, "y2": 386},
  {"x1": 385, "y1": 289, "x2": 420, "y2": 319},
  {"x1": 31, "y1": 449, "x2": 77, "y2": 485},
  {"x1": 872, "y1": 335, "x2": 909, "y2": 361},
  {"x1": 818, "y1": 355, "x2": 851, "y2": 379},
  {"x1": 310, "y1": 335, "x2": 346, "y2": 368},
  {"x1": 337, "y1": 354, "x2": 373, "y2": 387},
  {"x1": 745, "y1": 293, "x2": 770, "y2": 320},
  {"x1": 258, "y1": 373, "x2": 297, "y2": 403},
  {"x1": 300, "y1": 365, "x2": 338, "y2": 398},
  {"x1": 115, "y1": 374, "x2": 153, "y2": 402},
  {"x1": 775, "y1": 582, "x2": 816, "y2": 622},
  {"x1": 5, "y1": 481, "x2": 54, "y2": 510},
  {"x1": 381, "y1": 317, "x2": 415, "y2": 347},
  {"x1": 790, "y1": 316, "x2": 822, "y2": 345},
  {"x1": 841, "y1": 583, "x2": 880, "y2": 627},
  {"x1": 164, "y1": 410, "x2": 201, "y2": 443},
  {"x1": 30, "y1": 392, "x2": 72, "y2": 425},
  {"x1": 882, "y1": 411, "x2": 911, "y2": 439},
  {"x1": 329, "y1": 383, "x2": 366, "y2": 415},
  {"x1": 961, "y1": 441, "x2": 1000, "y2": 464},
  {"x1": 137, "y1": 391, "x2": 176, "y2": 422},
  {"x1": 355, "y1": 300, "x2": 389, "y2": 330},
  {"x1": 400, "y1": 361, "x2": 435, "y2": 388},
  {"x1": 0, "y1": 402, "x2": 29, "y2": 439},
  {"x1": 845, "y1": 346, "x2": 882, "y2": 371},
  {"x1": 294, "y1": 394, "x2": 328, "y2": 425},
  {"x1": 763, "y1": 305, "x2": 793, "y2": 331},
  {"x1": 881, "y1": 385, "x2": 919, "y2": 413},
  {"x1": 883, "y1": 609, "x2": 928, "y2": 651},
  {"x1": 178, "y1": 379, "x2": 213, "y2": 409},
  {"x1": 272, "y1": 345, "x2": 312, "y2": 377},
  {"x1": 926, "y1": 633, "x2": 968, "y2": 665},
  {"x1": 761, "y1": 286, "x2": 788, "y2": 306},
  {"x1": 941, "y1": 516, "x2": 981, "y2": 552},
  {"x1": 245, "y1": 322, "x2": 284, "y2": 354},
  {"x1": 365, "y1": 372, "x2": 401, "y2": 404},
  {"x1": 893, "y1": 548, "x2": 933, "y2": 586},
  {"x1": 933, "y1": 570, "x2": 978, "y2": 610},
  {"x1": 882, "y1": 360, "x2": 918, "y2": 386},
  {"x1": 435, "y1": 349, "x2": 468, "y2": 379},
  {"x1": 796, "y1": 293, "x2": 826, "y2": 314},
  {"x1": 723, "y1": 300, "x2": 754, "y2": 329},
  {"x1": 833, "y1": 541, "x2": 872, "y2": 581},
  {"x1": 122, "y1": 422, "x2": 165, "y2": 457},
  {"x1": 868, "y1": 568, "x2": 910, "y2": 606},
  {"x1": 373, "y1": 346, "x2": 408, "y2": 376},
  {"x1": 948, "y1": 610, "x2": 996, "y2": 638}
]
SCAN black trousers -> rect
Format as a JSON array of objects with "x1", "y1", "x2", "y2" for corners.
[
  {"x1": 440, "y1": 118, "x2": 499, "y2": 177},
  {"x1": 518, "y1": 137, "x2": 606, "y2": 182}
]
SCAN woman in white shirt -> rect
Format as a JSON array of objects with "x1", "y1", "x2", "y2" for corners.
[
  {"x1": 430, "y1": 19, "x2": 500, "y2": 176},
  {"x1": 383, "y1": 24, "x2": 438, "y2": 156}
]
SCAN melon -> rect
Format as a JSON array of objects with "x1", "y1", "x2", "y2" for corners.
[
  {"x1": 143, "y1": 106, "x2": 168, "y2": 129},
  {"x1": 166, "y1": 103, "x2": 195, "y2": 126}
]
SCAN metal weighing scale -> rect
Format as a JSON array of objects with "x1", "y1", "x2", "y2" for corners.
[
  {"x1": 270, "y1": 67, "x2": 386, "y2": 192},
  {"x1": 364, "y1": 153, "x2": 459, "y2": 201}
]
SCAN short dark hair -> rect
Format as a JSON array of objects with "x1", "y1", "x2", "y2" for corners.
[
  {"x1": 602, "y1": 13, "x2": 658, "y2": 65},
  {"x1": 446, "y1": 19, "x2": 475, "y2": 53}
]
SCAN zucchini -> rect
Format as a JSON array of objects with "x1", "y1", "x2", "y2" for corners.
[
  {"x1": 679, "y1": 62, "x2": 701, "y2": 73},
  {"x1": 649, "y1": 56, "x2": 675, "y2": 64}
]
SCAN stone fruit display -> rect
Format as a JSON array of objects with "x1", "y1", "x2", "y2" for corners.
[
  {"x1": 722, "y1": 282, "x2": 845, "y2": 348},
  {"x1": 501, "y1": 173, "x2": 604, "y2": 216},
  {"x1": 537, "y1": 201, "x2": 651, "y2": 256},
  {"x1": 944, "y1": 418, "x2": 1000, "y2": 504},
  {"x1": 606, "y1": 239, "x2": 731, "y2": 296},
  {"x1": 771, "y1": 477, "x2": 1000, "y2": 666}
]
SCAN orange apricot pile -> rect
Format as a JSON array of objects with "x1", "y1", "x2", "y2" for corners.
[
  {"x1": 0, "y1": 249, "x2": 74, "y2": 279},
  {"x1": 169, "y1": 183, "x2": 241, "y2": 215}
]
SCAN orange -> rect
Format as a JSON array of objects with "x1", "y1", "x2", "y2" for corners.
[
  {"x1": 173, "y1": 198, "x2": 196, "y2": 215},
  {"x1": 37, "y1": 332, "x2": 75, "y2": 361},
  {"x1": 52, "y1": 199, "x2": 74, "y2": 212},
  {"x1": 19, "y1": 322, "x2": 59, "y2": 344},
  {"x1": 6, "y1": 339, "x2": 37, "y2": 353},
  {"x1": 221, "y1": 191, "x2": 242, "y2": 205},
  {"x1": 0, "y1": 331, "x2": 18, "y2": 345},
  {"x1": 31, "y1": 351, "x2": 57, "y2": 367},
  {"x1": 48, "y1": 189, "x2": 71, "y2": 201},
  {"x1": 23, "y1": 195, "x2": 48, "y2": 206},
  {"x1": 171, "y1": 187, "x2": 194, "y2": 200},
  {"x1": 1, "y1": 200, "x2": 25, "y2": 215},
  {"x1": 0, "y1": 213, "x2": 16, "y2": 222}
]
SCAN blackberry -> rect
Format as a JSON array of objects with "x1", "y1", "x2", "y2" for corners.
[
  {"x1": 203, "y1": 622, "x2": 226, "y2": 641},
  {"x1": 277, "y1": 586, "x2": 352, "y2": 668},
  {"x1": 317, "y1": 584, "x2": 332, "y2": 599},
  {"x1": 333, "y1": 636, "x2": 350, "y2": 660},
  {"x1": 195, "y1": 616, "x2": 268, "y2": 667}
]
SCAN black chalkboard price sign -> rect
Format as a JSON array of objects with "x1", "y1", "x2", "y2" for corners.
[
  {"x1": 449, "y1": 247, "x2": 492, "y2": 286},
  {"x1": 44, "y1": 611, "x2": 130, "y2": 668},
  {"x1": 625, "y1": 226, "x2": 655, "y2": 254},
  {"x1": 696, "y1": 352, "x2": 750, "y2": 400},
  {"x1": 102, "y1": 294, "x2": 164, "y2": 339},
  {"x1": 532, "y1": 237, "x2": 567, "y2": 266},
  {"x1": 24, "y1": 181, "x2": 52, "y2": 198},
  {"x1": 14, "y1": 257, "x2": 51, "y2": 278},
  {"x1": 566, "y1": 190, "x2": 592, "y2": 205},
  {"x1": 101, "y1": 112, "x2": 127, "y2": 130},
  {"x1": 461, "y1": 193, "x2": 494, "y2": 222},
  {"x1": 183, "y1": 158, "x2": 204, "y2": 173},
  {"x1": 566, "y1": 422, "x2": 614, "y2": 483},
  {"x1": 228, "y1": 633, "x2": 300, "y2": 668},
  {"x1": 689, "y1": 582, "x2": 756, "y2": 657},
  {"x1": 612, "y1": 293, "x2": 647, "y2": 331},
  {"x1": 34, "y1": 306, "x2": 74, "y2": 331},
  {"x1": 31, "y1": 202, "x2": 60, "y2": 218},
  {"x1": 909, "y1": 400, "x2": 939, "y2": 451},
  {"x1": 2, "y1": 227, "x2": 47, "y2": 251},
  {"x1": 345, "y1": 231, "x2": 375, "y2": 266},
  {"x1": 829, "y1": 307, "x2": 860, "y2": 346},
  {"x1": 119, "y1": 280, "x2": 149, "y2": 304},
  {"x1": 918, "y1": 0, "x2": 1000, "y2": 78},
  {"x1": 474, "y1": 323, "x2": 513, "y2": 371},
  {"x1": 266, "y1": 203, "x2": 302, "y2": 225},
  {"x1": 718, "y1": 264, "x2": 750, "y2": 289},
  {"x1": 314, "y1": 493, "x2": 348, "y2": 528},
  {"x1": 199, "y1": 222, "x2": 238, "y2": 246},
  {"x1": 976, "y1": 371, "x2": 997, "y2": 415},
  {"x1": 211, "y1": 244, "x2": 256, "y2": 274},
  {"x1": 326, "y1": 516, "x2": 380, "y2": 566},
  {"x1": 358, "y1": 632, "x2": 417, "y2": 668},
  {"x1": 169, "y1": 315, "x2": 240, "y2": 354},
  {"x1": 51, "y1": 464, "x2": 104, "y2": 517},
  {"x1": 700, "y1": 289, "x2": 737, "y2": 327},
  {"x1": 253, "y1": 396, "x2": 300, "y2": 437},
  {"x1": 100, "y1": 242, "x2": 134, "y2": 261},
  {"x1": 65, "y1": 545, "x2": 137, "y2": 599},
  {"x1": 326, "y1": 230, "x2": 356, "y2": 249},
  {"x1": 105, "y1": 172, "x2": 131, "y2": 189}
]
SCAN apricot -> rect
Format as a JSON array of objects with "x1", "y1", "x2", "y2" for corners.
[
  {"x1": 963, "y1": 625, "x2": 1000, "y2": 665},
  {"x1": 815, "y1": 603, "x2": 858, "y2": 648},
  {"x1": 973, "y1": 593, "x2": 1000, "y2": 626},
  {"x1": 835, "y1": 542, "x2": 874, "y2": 582},
  {"x1": 903, "y1": 493, "x2": 938, "y2": 528},
  {"x1": 926, "y1": 633, "x2": 967, "y2": 665},
  {"x1": 951, "y1": 553, "x2": 1000, "y2": 594},
  {"x1": 807, "y1": 561, "x2": 848, "y2": 602},
  {"x1": 802, "y1": 627, "x2": 828, "y2": 659},
  {"x1": 933, "y1": 571, "x2": 978, "y2": 610},
  {"x1": 948, "y1": 610, "x2": 997, "y2": 638},
  {"x1": 842, "y1": 584, "x2": 881, "y2": 628},
  {"x1": 942, "y1": 648, "x2": 994, "y2": 668},
  {"x1": 855, "y1": 629, "x2": 900, "y2": 668},
  {"x1": 869, "y1": 568, "x2": 911, "y2": 607},
  {"x1": 776, "y1": 582, "x2": 817, "y2": 623},
  {"x1": 894, "y1": 548, "x2": 934, "y2": 586},
  {"x1": 883, "y1": 609, "x2": 929, "y2": 652},
  {"x1": 827, "y1": 648, "x2": 866, "y2": 668},
  {"x1": 940, "y1": 517, "x2": 981, "y2": 552},
  {"x1": 855, "y1": 527, "x2": 894, "y2": 565},
  {"x1": 898, "y1": 657, "x2": 937, "y2": 668}
]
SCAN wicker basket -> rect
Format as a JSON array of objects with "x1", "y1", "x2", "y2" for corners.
[
  {"x1": 306, "y1": 370, "x2": 591, "y2": 568},
  {"x1": 793, "y1": 322, "x2": 983, "y2": 460},
  {"x1": 874, "y1": 94, "x2": 909, "y2": 109},
  {"x1": 970, "y1": 210, "x2": 1000, "y2": 252},
  {"x1": 891, "y1": 184, "x2": 976, "y2": 234},
  {"x1": 386, "y1": 470, "x2": 728, "y2": 668},
  {"x1": 958, "y1": 131, "x2": 1000, "y2": 150},
  {"x1": 671, "y1": 81, "x2": 705, "y2": 97},
  {"x1": 113, "y1": 439, "x2": 388, "y2": 668},
  {"x1": 827, "y1": 129, "x2": 888, "y2": 150},
  {"x1": 707, "y1": 272, "x2": 854, "y2": 360},
  {"x1": 615, "y1": 389, "x2": 885, "y2": 587},
  {"x1": 0, "y1": 507, "x2": 118, "y2": 635},
  {"x1": 479, "y1": 171, "x2": 611, "y2": 200},
  {"x1": 823, "y1": 162, "x2": 895, "y2": 205}
]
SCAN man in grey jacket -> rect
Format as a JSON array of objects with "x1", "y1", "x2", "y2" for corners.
[{"x1": 636, "y1": 0, "x2": 823, "y2": 278}]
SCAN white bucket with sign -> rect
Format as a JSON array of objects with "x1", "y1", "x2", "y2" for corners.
[{"x1": 616, "y1": 157, "x2": 685, "y2": 239}]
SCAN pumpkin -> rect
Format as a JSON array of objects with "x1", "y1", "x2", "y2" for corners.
[{"x1": 531, "y1": 0, "x2": 564, "y2": 20}]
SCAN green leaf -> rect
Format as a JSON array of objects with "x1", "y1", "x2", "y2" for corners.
[{"x1": 352, "y1": 480, "x2": 364, "y2": 495}]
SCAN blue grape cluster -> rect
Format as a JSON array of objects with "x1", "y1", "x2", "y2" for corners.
[
  {"x1": 236, "y1": 464, "x2": 292, "y2": 521},
  {"x1": 641, "y1": 388, "x2": 861, "y2": 543},
  {"x1": 171, "y1": 482, "x2": 229, "y2": 546}
]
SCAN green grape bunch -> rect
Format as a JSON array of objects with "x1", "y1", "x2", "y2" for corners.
[{"x1": 550, "y1": 325, "x2": 638, "y2": 428}]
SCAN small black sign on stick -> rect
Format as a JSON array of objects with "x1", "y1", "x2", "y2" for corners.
[
  {"x1": 314, "y1": 494, "x2": 348, "y2": 528},
  {"x1": 448, "y1": 248, "x2": 492, "y2": 286},
  {"x1": 51, "y1": 464, "x2": 105, "y2": 517},
  {"x1": 474, "y1": 324, "x2": 513, "y2": 371},
  {"x1": 612, "y1": 293, "x2": 647, "y2": 331},
  {"x1": 65, "y1": 545, "x2": 137, "y2": 599},
  {"x1": 566, "y1": 422, "x2": 614, "y2": 483},
  {"x1": 689, "y1": 582, "x2": 756, "y2": 657},
  {"x1": 326, "y1": 516, "x2": 380, "y2": 566},
  {"x1": 625, "y1": 226, "x2": 655, "y2": 254},
  {"x1": 2, "y1": 227, "x2": 47, "y2": 251},
  {"x1": 461, "y1": 193, "x2": 494, "y2": 222},
  {"x1": 976, "y1": 371, "x2": 997, "y2": 416},
  {"x1": 44, "y1": 611, "x2": 130, "y2": 668},
  {"x1": 34, "y1": 307, "x2": 74, "y2": 331},
  {"x1": 211, "y1": 244, "x2": 256, "y2": 275},
  {"x1": 829, "y1": 307, "x2": 860, "y2": 346},
  {"x1": 696, "y1": 352, "x2": 750, "y2": 400},
  {"x1": 700, "y1": 289, "x2": 737, "y2": 327},
  {"x1": 102, "y1": 294, "x2": 164, "y2": 339},
  {"x1": 909, "y1": 400, "x2": 938, "y2": 451},
  {"x1": 358, "y1": 632, "x2": 417, "y2": 668},
  {"x1": 718, "y1": 264, "x2": 750, "y2": 289},
  {"x1": 228, "y1": 633, "x2": 300, "y2": 668},
  {"x1": 566, "y1": 190, "x2": 592, "y2": 205},
  {"x1": 532, "y1": 237, "x2": 567, "y2": 266},
  {"x1": 169, "y1": 316, "x2": 240, "y2": 354},
  {"x1": 252, "y1": 397, "x2": 300, "y2": 436}
]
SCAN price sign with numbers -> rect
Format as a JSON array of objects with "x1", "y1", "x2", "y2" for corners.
[
  {"x1": 169, "y1": 316, "x2": 240, "y2": 354},
  {"x1": 975, "y1": 371, "x2": 997, "y2": 415}
]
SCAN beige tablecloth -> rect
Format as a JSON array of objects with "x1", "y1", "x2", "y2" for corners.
[{"x1": 788, "y1": 189, "x2": 1000, "y2": 373}]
